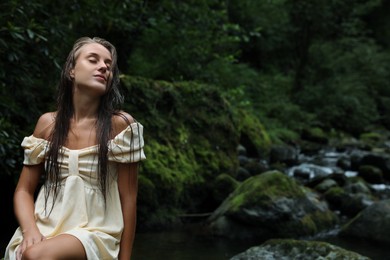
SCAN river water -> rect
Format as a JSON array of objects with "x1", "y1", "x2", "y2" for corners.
[
  {"x1": 132, "y1": 227, "x2": 256, "y2": 260},
  {"x1": 131, "y1": 225, "x2": 390, "y2": 260}
]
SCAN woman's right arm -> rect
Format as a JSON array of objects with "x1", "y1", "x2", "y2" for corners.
[
  {"x1": 15, "y1": 112, "x2": 54, "y2": 258},
  {"x1": 14, "y1": 164, "x2": 45, "y2": 258}
]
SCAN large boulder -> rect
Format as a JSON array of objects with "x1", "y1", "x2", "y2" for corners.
[
  {"x1": 340, "y1": 199, "x2": 390, "y2": 245},
  {"x1": 230, "y1": 239, "x2": 370, "y2": 260},
  {"x1": 207, "y1": 171, "x2": 338, "y2": 240}
]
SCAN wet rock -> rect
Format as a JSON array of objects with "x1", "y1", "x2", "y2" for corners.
[
  {"x1": 337, "y1": 156, "x2": 352, "y2": 170},
  {"x1": 306, "y1": 173, "x2": 348, "y2": 190},
  {"x1": 324, "y1": 178, "x2": 375, "y2": 217},
  {"x1": 358, "y1": 165, "x2": 384, "y2": 184},
  {"x1": 287, "y1": 163, "x2": 336, "y2": 183},
  {"x1": 238, "y1": 155, "x2": 250, "y2": 166},
  {"x1": 350, "y1": 150, "x2": 368, "y2": 171},
  {"x1": 270, "y1": 145, "x2": 299, "y2": 166},
  {"x1": 245, "y1": 159, "x2": 269, "y2": 176},
  {"x1": 344, "y1": 179, "x2": 371, "y2": 194},
  {"x1": 230, "y1": 239, "x2": 370, "y2": 260},
  {"x1": 208, "y1": 171, "x2": 337, "y2": 240},
  {"x1": 360, "y1": 153, "x2": 390, "y2": 180},
  {"x1": 237, "y1": 144, "x2": 247, "y2": 156},
  {"x1": 314, "y1": 179, "x2": 339, "y2": 193},
  {"x1": 236, "y1": 167, "x2": 251, "y2": 181},
  {"x1": 340, "y1": 199, "x2": 390, "y2": 245}
]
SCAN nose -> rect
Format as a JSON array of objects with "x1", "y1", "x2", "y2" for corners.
[{"x1": 98, "y1": 61, "x2": 109, "y2": 72}]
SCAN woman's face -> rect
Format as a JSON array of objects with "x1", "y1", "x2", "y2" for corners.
[{"x1": 70, "y1": 42, "x2": 113, "y2": 96}]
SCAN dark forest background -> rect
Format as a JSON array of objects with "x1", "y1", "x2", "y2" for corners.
[{"x1": 1, "y1": 0, "x2": 390, "y2": 232}]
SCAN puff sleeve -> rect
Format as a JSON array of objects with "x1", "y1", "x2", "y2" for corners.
[
  {"x1": 108, "y1": 122, "x2": 146, "y2": 163},
  {"x1": 21, "y1": 135, "x2": 48, "y2": 165}
]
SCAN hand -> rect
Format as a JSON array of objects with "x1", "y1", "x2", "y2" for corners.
[{"x1": 16, "y1": 228, "x2": 45, "y2": 260}]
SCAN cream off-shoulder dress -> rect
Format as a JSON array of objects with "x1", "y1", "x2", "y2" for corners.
[{"x1": 5, "y1": 122, "x2": 146, "y2": 260}]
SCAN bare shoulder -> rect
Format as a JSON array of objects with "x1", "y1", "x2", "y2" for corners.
[
  {"x1": 112, "y1": 111, "x2": 135, "y2": 136},
  {"x1": 33, "y1": 112, "x2": 56, "y2": 139}
]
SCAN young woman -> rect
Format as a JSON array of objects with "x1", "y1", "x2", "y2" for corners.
[{"x1": 4, "y1": 37, "x2": 145, "y2": 260}]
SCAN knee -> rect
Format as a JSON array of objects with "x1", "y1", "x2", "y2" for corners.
[{"x1": 21, "y1": 245, "x2": 43, "y2": 260}]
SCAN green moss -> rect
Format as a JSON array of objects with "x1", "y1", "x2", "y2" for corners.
[
  {"x1": 359, "y1": 132, "x2": 382, "y2": 143},
  {"x1": 308, "y1": 127, "x2": 325, "y2": 137},
  {"x1": 268, "y1": 127, "x2": 300, "y2": 144},
  {"x1": 300, "y1": 214, "x2": 318, "y2": 234},
  {"x1": 235, "y1": 109, "x2": 271, "y2": 152},
  {"x1": 324, "y1": 186, "x2": 345, "y2": 197},
  {"x1": 280, "y1": 209, "x2": 337, "y2": 237},
  {"x1": 310, "y1": 210, "x2": 338, "y2": 230},
  {"x1": 229, "y1": 171, "x2": 304, "y2": 212},
  {"x1": 142, "y1": 139, "x2": 201, "y2": 204}
]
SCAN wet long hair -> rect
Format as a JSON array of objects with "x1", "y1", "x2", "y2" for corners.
[{"x1": 45, "y1": 37, "x2": 124, "y2": 212}]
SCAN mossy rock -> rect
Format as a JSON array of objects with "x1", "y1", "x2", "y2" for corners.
[
  {"x1": 301, "y1": 127, "x2": 328, "y2": 144},
  {"x1": 314, "y1": 178, "x2": 339, "y2": 193},
  {"x1": 359, "y1": 132, "x2": 383, "y2": 148},
  {"x1": 324, "y1": 186, "x2": 346, "y2": 209},
  {"x1": 358, "y1": 165, "x2": 384, "y2": 184},
  {"x1": 208, "y1": 171, "x2": 337, "y2": 240},
  {"x1": 230, "y1": 239, "x2": 370, "y2": 260}
]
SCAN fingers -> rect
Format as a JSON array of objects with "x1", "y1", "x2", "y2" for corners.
[
  {"x1": 16, "y1": 235, "x2": 46, "y2": 260},
  {"x1": 17, "y1": 240, "x2": 28, "y2": 260},
  {"x1": 16, "y1": 243, "x2": 24, "y2": 260}
]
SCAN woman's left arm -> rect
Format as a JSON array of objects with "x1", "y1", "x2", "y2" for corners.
[{"x1": 117, "y1": 162, "x2": 139, "y2": 260}]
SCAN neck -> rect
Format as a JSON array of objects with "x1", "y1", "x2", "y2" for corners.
[{"x1": 72, "y1": 90, "x2": 100, "y2": 123}]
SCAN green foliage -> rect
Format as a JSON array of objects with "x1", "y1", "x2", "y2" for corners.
[
  {"x1": 227, "y1": 0, "x2": 390, "y2": 135},
  {"x1": 0, "y1": 119, "x2": 22, "y2": 179},
  {"x1": 0, "y1": 1, "x2": 56, "y2": 126},
  {"x1": 0, "y1": 2, "x2": 55, "y2": 181},
  {"x1": 299, "y1": 38, "x2": 388, "y2": 134},
  {"x1": 128, "y1": 0, "x2": 243, "y2": 82},
  {"x1": 228, "y1": 0, "x2": 292, "y2": 71}
]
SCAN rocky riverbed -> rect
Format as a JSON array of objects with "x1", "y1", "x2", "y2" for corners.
[{"x1": 207, "y1": 133, "x2": 390, "y2": 259}]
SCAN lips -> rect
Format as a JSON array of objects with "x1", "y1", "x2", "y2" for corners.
[{"x1": 94, "y1": 74, "x2": 107, "y2": 82}]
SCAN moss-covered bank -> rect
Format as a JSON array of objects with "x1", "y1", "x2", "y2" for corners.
[{"x1": 120, "y1": 76, "x2": 270, "y2": 229}]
